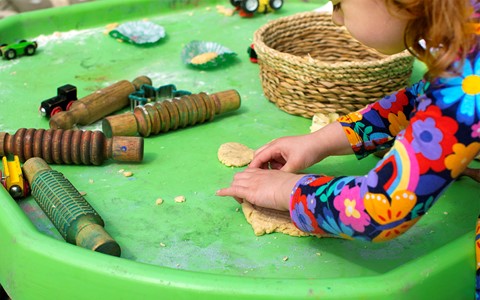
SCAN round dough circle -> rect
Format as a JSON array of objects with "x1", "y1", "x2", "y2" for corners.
[{"x1": 218, "y1": 142, "x2": 254, "y2": 167}]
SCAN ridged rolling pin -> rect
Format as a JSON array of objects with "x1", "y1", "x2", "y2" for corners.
[
  {"x1": 102, "y1": 90, "x2": 241, "y2": 137},
  {"x1": 49, "y1": 76, "x2": 152, "y2": 130},
  {"x1": 23, "y1": 157, "x2": 121, "y2": 256},
  {"x1": 0, "y1": 128, "x2": 143, "y2": 165}
]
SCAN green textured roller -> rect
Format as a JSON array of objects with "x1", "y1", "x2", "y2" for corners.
[{"x1": 23, "y1": 157, "x2": 121, "y2": 257}]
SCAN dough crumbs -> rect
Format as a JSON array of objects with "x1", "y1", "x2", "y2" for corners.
[
  {"x1": 241, "y1": 202, "x2": 312, "y2": 237},
  {"x1": 155, "y1": 198, "x2": 164, "y2": 205},
  {"x1": 174, "y1": 195, "x2": 186, "y2": 203},
  {"x1": 123, "y1": 171, "x2": 133, "y2": 177},
  {"x1": 216, "y1": 5, "x2": 235, "y2": 16},
  {"x1": 218, "y1": 142, "x2": 255, "y2": 167},
  {"x1": 190, "y1": 52, "x2": 218, "y2": 65}
]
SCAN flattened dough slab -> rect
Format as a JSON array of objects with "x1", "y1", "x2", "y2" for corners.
[
  {"x1": 241, "y1": 202, "x2": 312, "y2": 237},
  {"x1": 218, "y1": 142, "x2": 254, "y2": 167}
]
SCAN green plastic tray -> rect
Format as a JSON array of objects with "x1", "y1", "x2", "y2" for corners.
[{"x1": 0, "y1": 0, "x2": 478, "y2": 299}]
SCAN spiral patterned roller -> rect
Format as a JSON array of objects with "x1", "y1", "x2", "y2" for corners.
[
  {"x1": 0, "y1": 128, "x2": 144, "y2": 165},
  {"x1": 102, "y1": 89, "x2": 241, "y2": 137}
]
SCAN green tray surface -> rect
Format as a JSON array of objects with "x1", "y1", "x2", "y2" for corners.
[{"x1": 0, "y1": 0, "x2": 478, "y2": 299}]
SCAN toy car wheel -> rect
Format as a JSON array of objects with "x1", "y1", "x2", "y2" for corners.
[
  {"x1": 241, "y1": 0, "x2": 259, "y2": 13},
  {"x1": 5, "y1": 49, "x2": 16, "y2": 60},
  {"x1": 50, "y1": 106, "x2": 63, "y2": 117},
  {"x1": 25, "y1": 45, "x2": 36, "y2": 56},
  {"x1": 269, "y1": 0, "x2": 283, "y2": 10},
  {"x1": 66, "y1": 100, "x2": 75, "y2": 111}
]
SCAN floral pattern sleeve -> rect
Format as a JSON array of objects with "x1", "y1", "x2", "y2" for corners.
[{"x1": 289, "y1": 48, "x2": 480, "y2": 242}]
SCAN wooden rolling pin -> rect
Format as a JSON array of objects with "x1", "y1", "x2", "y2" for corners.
[
  {"x1": 49, "y1": 76, "x2": 152, "y2": 130},
  {"x1": 102, "y1": 89, "x2": 241, "y2": 137},
  {"x1": 0, "y1": 128, "x2": 143, "y2": 165}
]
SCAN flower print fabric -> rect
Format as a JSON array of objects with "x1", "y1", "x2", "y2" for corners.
[
  {"x1": 289, "y1": 48, "x2": 480, "y2": 242},
  {"x1": 476, "y1": 216, "x2": 480, "y2": 299}
]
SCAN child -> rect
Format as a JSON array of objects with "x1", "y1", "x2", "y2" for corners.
[{"x1": 217, "y1": 0, "x2": 479, "y2": 293}]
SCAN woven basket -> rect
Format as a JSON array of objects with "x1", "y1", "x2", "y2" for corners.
[{"x1": 253, "y1": 11, "x2": 415, "y2": 118}]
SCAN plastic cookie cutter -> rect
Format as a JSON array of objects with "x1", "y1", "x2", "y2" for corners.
[
  {"x1": 128, "y1": 84, "x2": 191, "y2": 111},
  {"x1": 108, "y1": 21, "x2": 166, "y2": 46},
  {"x1": 181, "y1": 40, "x2": 237, "y2": 69}
]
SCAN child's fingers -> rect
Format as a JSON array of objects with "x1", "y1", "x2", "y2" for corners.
[{"x1": 216, "y1": 187, "x2": 244, "y2": 204}]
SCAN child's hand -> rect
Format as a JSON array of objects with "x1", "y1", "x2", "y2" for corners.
[
  {"x1": 216, "y1": 168, "x2": 305, "y2": 211},
  {"x1": 249, "y1": 134, "x2": 321, "y2": 172},
  {"x1": 250, "y1": 122, "x2": 352, "y2": 172}
]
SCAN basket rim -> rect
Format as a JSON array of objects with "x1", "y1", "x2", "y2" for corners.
[{"x1": 253, "y1": 11, "x2": 413, "y2": 69}]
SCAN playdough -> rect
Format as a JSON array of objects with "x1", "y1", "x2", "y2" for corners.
[
  {"x1": 217, "y1": 142, "x2": 254, "y2": 167},
  {"x1": 241, "y1": 202, "x2": 312, "y2": 237}
]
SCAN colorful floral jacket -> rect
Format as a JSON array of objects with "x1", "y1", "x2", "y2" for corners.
[{"x1": 289, "y1": 45, "x2": 480, "y2": 242}]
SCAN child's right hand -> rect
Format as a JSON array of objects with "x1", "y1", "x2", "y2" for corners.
[
  {"x1": 249, "y1": 134, "x2": 322, "y2": 172},
  {"x1": 249, "y1": 122, "x2": 353, "y2": 172}
]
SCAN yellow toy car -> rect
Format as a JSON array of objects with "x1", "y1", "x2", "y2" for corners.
[
  {"x1": 1, "y1": 156, "x2": 29, "y2": 199},
  {"x1": 230, "y1": 0, "x2": 283, "y2": 16}
]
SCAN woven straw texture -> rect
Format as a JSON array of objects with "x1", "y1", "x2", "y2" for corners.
[{"x1": 253, "y1": 11, "x2": 415, "y2": 118}]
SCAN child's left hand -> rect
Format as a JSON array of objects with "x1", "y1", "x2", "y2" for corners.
[{"x1": 216, "y1": 168, "x2": 305, "y2": 211}]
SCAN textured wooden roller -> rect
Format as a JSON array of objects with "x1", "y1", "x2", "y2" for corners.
[
  {"x1": 102, "y1": 89, "x2": 241, "y2": 137},
  {"x1": 23, "y1": 157, "x2": 121, "y2": 256},
  {"x1": 0, "y1": 128, "x2": 144, "y2": 165}
]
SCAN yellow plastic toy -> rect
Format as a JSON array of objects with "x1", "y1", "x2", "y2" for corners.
[
  {"x1": 1, "y1": 156, "x2": 29, "y2": 199},
  {"x1": 230, "y1": 0, "x2": 283, "y2": 17}
]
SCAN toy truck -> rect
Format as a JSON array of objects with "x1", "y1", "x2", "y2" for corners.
[{"x1": 39, "y1": 84, "x2": 78, "y2": 118}]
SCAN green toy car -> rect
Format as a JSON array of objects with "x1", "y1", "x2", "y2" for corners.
[{"x1": 0, "y1": 40, "x2": 38, "y2": 60}]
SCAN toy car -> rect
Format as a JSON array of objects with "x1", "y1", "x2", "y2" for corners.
[
  {"x1": 0, "y1": 40, "x2": 38, "y2": 60},
  {"x1": 39, "y1": 84, "x2": 78, "y2": 118},
  {"x1": 1, "y1": 156, "x2": 29, "y2": 200},
  {"x1": 231, "y1": 0, "x2": 283, "y2": 16}
]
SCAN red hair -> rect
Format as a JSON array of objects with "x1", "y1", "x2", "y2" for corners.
[{"x1": 387, "y1": 0, "x2": 478, "y2": 78}]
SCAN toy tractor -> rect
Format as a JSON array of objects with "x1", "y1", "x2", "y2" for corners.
[{"x1": 230, "y1": 0, "x2": 283, "y2": 17}]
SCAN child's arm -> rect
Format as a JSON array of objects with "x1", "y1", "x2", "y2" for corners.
[
  {"x1": 248, "y1": 81, "x2": 425, "y2": 173},
  {"x1": 217, "y1": 84, "x2": 421, "y2": 213},
  {"x1": 290, "y1": 51, "x2": 480, "y2": 241}
]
